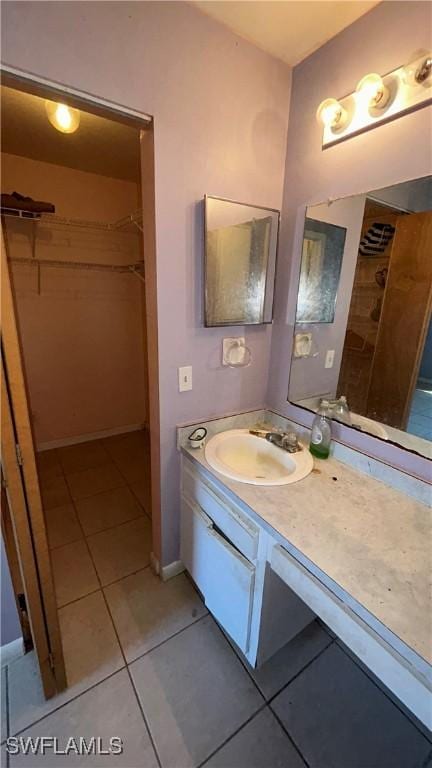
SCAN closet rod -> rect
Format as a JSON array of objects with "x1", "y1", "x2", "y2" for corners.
[{"x1": 8, "y1": 256, "x2": 145, "y2": 279}]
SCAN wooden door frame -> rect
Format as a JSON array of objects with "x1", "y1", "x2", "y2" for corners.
[
  {"x1": 1, "y1": 67, "x2": 162, "y2": 567},
  {"x1": 2, "y1": 227, "x2": 67, "y2": 696}
]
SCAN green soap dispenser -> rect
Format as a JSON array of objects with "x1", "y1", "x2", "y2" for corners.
[{"x1": 309, "y1": 399, "x2": 332, "y2": 459}]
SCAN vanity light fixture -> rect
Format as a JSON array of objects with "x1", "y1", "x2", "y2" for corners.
[
  {"x1": 318, "y1": 51, "x2": 432, "y2": 149},
  {"x1": 45, "y1": 101, "x2": 80, "y2": 134},
  {"x1": 356, "y1": 73, "x2": 390, "y2": 110}
]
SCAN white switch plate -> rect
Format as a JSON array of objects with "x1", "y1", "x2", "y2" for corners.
[
  {"x1": 178, "y1": 365, "x2": 192, "y2": 392},
  {"x1": 325, "y1": 349, "x2": 335, "y2": 369}
]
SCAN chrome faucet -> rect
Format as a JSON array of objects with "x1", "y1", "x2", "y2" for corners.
[{"x1": 249, "y1": 428, "x2": 302, "y2": 453}]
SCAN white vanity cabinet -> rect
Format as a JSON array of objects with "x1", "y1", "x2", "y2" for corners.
[{"x1": 180, "y1": 457, "x2": 315, "y2": 665}]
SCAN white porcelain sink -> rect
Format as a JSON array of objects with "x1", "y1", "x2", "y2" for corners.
[
  {"x1": 350, "y1": 413, "x2": 388, "y2": 440},
  {"x1": 204, "y1": 429, "x2": 313, "y2": 486}
]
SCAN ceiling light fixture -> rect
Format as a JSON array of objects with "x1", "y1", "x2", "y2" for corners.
[{"x1": 45, "y1": 101, "x2": 80, "y2": 134}]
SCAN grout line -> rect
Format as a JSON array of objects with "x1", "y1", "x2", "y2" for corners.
[
  {"x1": 268, "y1": 703, "x2": 310, "y2": 768},
  {"x1": 99, "y1": 580, "x2": 163, "y2": 768},
  {"x1": 125, "y1": 665, "x2": 162, "y2": 768},
  {"x1": 100, "y1": 564, "x2": 152, "y2": 591},
  {"x1": 124, "y1": 612, "x2": 209, "y2": 668},
  {"x1": 85, "y1": 511, "x2": 150, "y2": 543},
  {"x1": 79, "y1": 510, "x2": 147, "y2": 541},
  {"x1": 49, "y1": 534, "x2": 83, "y2": 553},
  {"x1": 10, "y1": 668, "x2": 125, "y2": 739},
  {"x1": 128, "y1": 483, "x2": 152, "y2": 522},
  {"x1": 57, "y1": 587, "x2": 102, "y2": 611},
  {"x1": 67, "y1": 475, "x2": 161, "y2": 768},
  {"x1": 335, "y1": 640, "x2": 432, "y2": 744},
  {"x1": 210, "y1": 619, "x2": 331, "y2": 768},
  {"x1": 62, "y1": 475, "x2": 124, "y2": 500},
  {"x1": 196, "y1": 703, "x2": 268, "y2": 768},
  {"x1": 266, "y1": 639, "x2": 335, "y2": 705}
]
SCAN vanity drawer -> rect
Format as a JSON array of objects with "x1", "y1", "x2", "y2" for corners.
[
  {"x1": 181, "y1": 494, "x2": 255, "y2": 653},
  {"x1": 182, "y1": 462, "x2": 259, "y2": 562}
]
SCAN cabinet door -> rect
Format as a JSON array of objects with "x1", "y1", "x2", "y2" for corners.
[{"x1": 181, "y1": 495, "x2": 255, "y2": 653}]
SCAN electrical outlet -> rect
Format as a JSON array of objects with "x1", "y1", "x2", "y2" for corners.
[
  {"x1": 178, "y1": 365, "x2": 192, "y2": 392},
  {"x1": 325, "y1": 349, "x2": 335, "y2": 369}
]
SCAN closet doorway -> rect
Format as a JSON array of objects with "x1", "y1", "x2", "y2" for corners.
[{"x1": 1, "y1": 73, "x2": 160, "y2": 696}]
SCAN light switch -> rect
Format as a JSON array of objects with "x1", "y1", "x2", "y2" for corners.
[
  {"x1": 178, "y1": 365, "x2": 192, "y2": 392},
  {"x1": 325, "y1": 349, "x2": 335, "y2": 369}
]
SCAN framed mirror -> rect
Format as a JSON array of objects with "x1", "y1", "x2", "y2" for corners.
[
  {"x1": 296, "y1": 217, "x2": 346, "y2": 323},
  {"x1": 204, "y1": 196, "x2": 279, "y2": 326},
  {"x1": 288, "y1": 175, "x2": 432, "y2": 459}
]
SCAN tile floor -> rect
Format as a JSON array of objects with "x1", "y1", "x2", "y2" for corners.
[
  {"x1": 407, "y1": 386, "x2": 432, "y2": 441},
  {"x1": 1, "y1": 430, "x2": 431, "y2": 767}
]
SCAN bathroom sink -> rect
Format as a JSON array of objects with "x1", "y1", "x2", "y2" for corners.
[
  {"x1": 204, "y1": 429, "x2": 313, "y2": 485},
  {"x1": 350, "y1": 413, "x2": 388, "y2": 440}
]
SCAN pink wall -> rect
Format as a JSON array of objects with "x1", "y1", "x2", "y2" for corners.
[
  {"x1": 2, "y1": 153, "x2": 147, "y2": 446},
  {"x1": 267, "y1": 0, "x2": 432, "y2": 478},
  {"x1": 1, "y1": 1, "x2": 291, "y2": 563}
]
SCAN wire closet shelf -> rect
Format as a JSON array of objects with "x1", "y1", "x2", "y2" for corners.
[{"x1": 1, "y1": 207, "x2": 145, "y2": 283}]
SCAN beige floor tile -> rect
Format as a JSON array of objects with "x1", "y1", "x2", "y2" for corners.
[
  {"x1": 65, "y1": 463, "x2": 124, "y2": 501},
  {"x1": 40, "y1": 475, "x2": 71, "y2": 510},
  {"x1": 44, "y1": 503, "x2": 82, "y2": 550},
  {"x1": 130, "y1": 615, "x2": 263, "y2": 768},
  {"x1": 52, "y1": 540, "x2": 99, "y2": 607},
  {"x1": 36, "y1": 449, "x2": 63, "y2": 483},
  {"x1": 75, "y1": 485, "x2": 143, "y2": 536},
  {"x1": 105, "y1": 571, "x2": 207, "y2": 662},
  {"x1": 130, "y1": 477, "x2": 151, "y2": 515},
  {"x1": 10, "y1": 671, "x2": 158, "y2": 767},
  {"x1": 8, "y1": 592, "x2": 124, "y2": 735},
  {"x1": 115, "y1": 455, "x2": 148, "y2": 485},
  {"x1": 102, "y1": 429, "x2": 148, "y2": 458},
  {"x1": 87, "y1": 517, "x2": 152, "y2": 586},
  {"x1": 57, "y1": 439, "x2": 109, "y2": 474}
]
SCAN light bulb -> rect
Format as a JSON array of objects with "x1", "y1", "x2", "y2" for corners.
[
  {"x1": 316, "y1": 98, "x2": 347, "y2": 130},
  {"x1": 45, "y1": 101, "x2": 80, "y2": 134},
  {"x1": 356, "y1": 73, "x2": 390, "y2": 109},
  {"x1": 403, "y1": 52, "x2": 432, "y2": 86}
]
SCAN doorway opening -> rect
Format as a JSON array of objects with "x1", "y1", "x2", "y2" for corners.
[{"x1": 1, "y1": 72, "x2": 160, "y2": 694}]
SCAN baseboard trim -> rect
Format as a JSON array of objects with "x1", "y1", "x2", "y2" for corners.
[
  {"x1": 161, "y1": 560, "x2": 185, "y2": 582},
  {"x1": 37, "y1": 423, "x2": 146, "y2": 452},
  {"x1": 150, "y1": 552, "x2": 160, "y2": 576}
]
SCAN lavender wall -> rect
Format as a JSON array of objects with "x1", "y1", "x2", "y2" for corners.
[
  {"x1": 268, "y1": 1, "x2": 432, "y2": 478},
  {"x1": 1, "y1": 1, "x2": 291, "y2": 564},
  {"x1": 1, "y1": 536, "x2": 21, "y2": 646}
]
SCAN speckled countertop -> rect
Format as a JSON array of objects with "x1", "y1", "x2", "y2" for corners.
[{"x1": 182, "y1": 444, "x2": 432, "y2": 669}]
